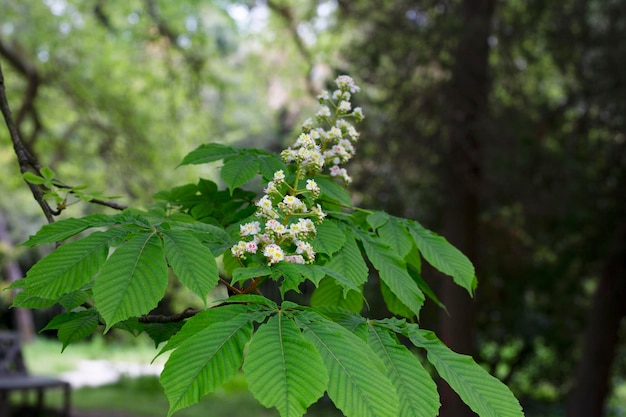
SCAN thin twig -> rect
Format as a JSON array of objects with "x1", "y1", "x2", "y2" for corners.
[{"x1": 138, "y1": 308, "x2": 200, "y2": 323}]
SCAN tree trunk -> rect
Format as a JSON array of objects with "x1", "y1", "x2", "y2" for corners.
[
  {"x1": 438, "y1": 1, "x2": 495, "y2": 416},
  {"x1": 0, "y1": 209, "x2": 35, "y2": 342},
  {"x1": 566, "y1": 222, "x2": 626, "y2": 417}
]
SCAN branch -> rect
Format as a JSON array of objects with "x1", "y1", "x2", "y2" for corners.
[
  {"x1": 0, "y1": 60, "x2": 56, "y2": 222},
  {"x1": 138, "y1": 307, "x2": 200, "y2": 323}
]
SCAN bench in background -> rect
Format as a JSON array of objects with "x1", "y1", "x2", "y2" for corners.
[{"x1": 0, "y1": 331, "x2": 71, "y2": 417}]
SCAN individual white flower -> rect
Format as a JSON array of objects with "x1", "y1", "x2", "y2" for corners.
[
  {"x1": 297, "y1": 218, "x2": 316, "y2": 234},
  {"x1": 266, "y1": 219, "x2": 286, "y2": 236},
  {"x1": 311, "y1": 204, "x2": 327, "y2": 222},
  {"x1": 332, "y1": 90, "x2": 342, "y2": 101},
  {"x1": 330, "y1": 165, "x2": 342, "y2": 177},
  {"x1": 306, "y1": 179, "x2": 320, "y2": 197},
  {"x1": 245, "y1": 241, "x2": 258, "y2": 254},
  {"x1": 295, "y1": 240, "x2": 315, "y2": 261},
  {"x1": 231, "y1": 241, "x2": 247, "y2": 258},
  {"x1": 263, "y1": 244, "x2": 284, "y2": 264},
  {"x1": 285, "y1": 255, "x2": 306, "y2": 264},
  {"x1": 273, "y1": 170, "x2": 286, "y2": 183},
  {"x1": 352, "y1": 107, "x2": 364, "y2": 122},
  {"x1": 336, "y1": 75, "x2": 360, "y2": 93},
  {"x1": 316, "y1": 106, "x2": 331, "y2": 118},
  {"x1": 281, "y1": 149, "x2": 297, "y2": 163},
  {"x1": 338, "y1": 100, "x2": 351, "y2": 113},
  {"x1": 240, "y1": 221, "x2": 261, "y2": 236},
  {"x1": 346, "y1": 125, "x2": 359, "y2": 141},
  {"x1": 302, "y1": 118, "x2": 314, "y2": 131},
  {"x1": 317, "y1": 90, "x2": 330, "y2": 102},
  {"x1": 264, "y1": 181, "x2": 278, "y2": 195}
]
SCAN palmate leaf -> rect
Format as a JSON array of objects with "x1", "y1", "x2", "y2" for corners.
[
  {"x1": 22, "y1": 228, "x2": 127, "y2": 300},
  {"x1": 368, "y1": 324, "x2": 440, "y2": 417},
  {"x1": 94, "y1": 232, "x2": 168, "y2": 331},
  {"x1": 408, "y1": 326, "x2": 524, "y2": 417},
  {"x1": 322, "y1": 231, "x2": 368, "y2": 294},
  {"x1": 161, "y1": 310, "x2": 266, "y2": 417},
  {"x1": 221, "y1": 154, "x2": 259, "y2": 193},
  {"x1": 162, "y1": 230, "x2": 219, "y2": 302},
  {"x1": 21, "y1": 214, "x2": 120, "y2": 247},
  {"x1": 407, "y1": 220, "x2": 477, "y2": 296},
  {"x1": 243, "y1": 314, "x2": 328, "y2": 417},
  {"x1": 360, "y1": 236, "x2": 424, "y2": 317},
  {"x1": 295, "y1": 311, "x2": 399, "y2": 417}
]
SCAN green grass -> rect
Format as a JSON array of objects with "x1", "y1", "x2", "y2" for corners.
[{"x1": 19, "y1": 336, "x2": 341, "y2": 417}]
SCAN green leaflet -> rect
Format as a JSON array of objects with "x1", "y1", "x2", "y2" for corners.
[
  {"x1": 407, "y1": 220, "x2": 477, "y2": 296},
  {"x1": 243, "y1": 314, "x2": 328, "y2": 417},
  {"x1": 21, "y1": 214, "x2": 120, "y2": 247},
  {"x1": 322, "y1": 231, "x2": 368, "y2": 295},
  {"x1": 360, "y1": 236, "x2": 424, "y2": 317},
  {"x1": 156, "y1": 304, "x2": 258, "y2": 359},
  {"x1": 94, "y1": 232, "x2": 168, "y2": 331},
  {"x1": 272, "y1": 263, "x2": 325, "y2": 296},
  {"x1": 178, "y1": 143, "x2": 240, "y2": 166},
  {"x1": 161, "y1": 311, "x2": 262, "y2": 416},
  {"x1": 408, "y1": 326, "x2": 524, "y2": 417},
  {"x1": 310, "y1": 278, "x2": 363, "y2": 313},
  {"x1": 221, "y1": 154, "x2": 259, "y2": 193},
  {"x1": 144, "y1": 322, "x2": 185, "y2": 348},
  {"x1": 381, "y1": 281, "x2": 415, "y2": 319},
  {"x1": 256, "y1": 153, "x2": 287, "y2": 180},
  {"x1": 316, "y1": 176, "x2": 351, "y2": 206},
  {"x1": 43, "y1": 309, "x2": 100, "y2": 351},
  {"x1": 162, "y1": 229, "x2": 219, "y2": 302},
  {"x1": 368, "y1": 324, "x2": 440, "y2": 417},
  {"x1": 232, "y1": 265, "x2": 272, "y2": 286},
  {"x1": 295, "y1": 311, "x2": 399, "y2": 417},
  {"x1": 11, "y1": 292, "x2": 56, "y2": 309},
  {"x1": 22, "y1": 228, "x2": 127, "y2": 300},
  {"x1": 378, "y1": 217, "x2": 413, "y2": 258},
  {"x1": 311, "y1": 219, "x2": 346, "y2": 255}
]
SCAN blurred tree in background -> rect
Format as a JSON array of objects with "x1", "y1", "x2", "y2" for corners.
[{"x1": 1, "y1": 1, "x2": 625, "y2": 417}]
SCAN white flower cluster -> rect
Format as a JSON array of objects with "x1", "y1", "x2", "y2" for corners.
[
  {"x1": 231, "y1": 75, "x2": 363, "y2": 266},
  {"x1": 282, "y1": 75, "x2": 364, "y2": 184}
]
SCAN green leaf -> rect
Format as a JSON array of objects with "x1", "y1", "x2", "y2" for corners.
[
  {"x1": 161, "y1": 311, "x2": 259, "y2": 416},
  {"x1": 40, "y1": 166, "x2": 56, "y2": 181},
  {"x1": 256, "y1": 154, "x2": 287, "y2": 180},
  {"x1": 408, "y1": 327, "x2": 524, "y2": 417},
  {"x1": 168, "y1": 220, "x2": 233, "y2": 254},
  {"x1": 244, "y1": 314, "x2": 328, "y2": 417},
  {"x1": 58, "y1": 289, "x2": 91, "y2": 310},
  {"x1": 322, "y1": 231, "x2": 368, "y2": 294},
  {"x1": 179, "y1": 143, "x2": 240, "y2": 166},
  {"x1": 366, "y1": 211, "x2": 389, "y2": 230},
  {"x1": 232, "y1": 265, "x2": 272, "y2": 286},
  {"x1": 11, "y1": 292, "x2": 56, "y2": 309},
  {"x1": 408, "y1": 221, "x2": 477, "y2": 296},
  {"x1": 311, "y1": 219, "x2": 346, "y2": 255},
  {"x1": 368, "y1": 324, "x2": 440, "y2": 417},
  {"x1": 22, "y1": 215, "x2": 120, "y2": 247},
  {"x1": 295, "y1": 311, "x2": 399, "y2": 417},
  {"x1": 23, "y1": 172, "x2": 46, "y2": 185},
  {"x1": 378, "y1": 217, "x2": 413, "y2": 258},
  {"x1": 360, "y1": 237, "x2": 424, "y2": 317},
  {"x1": 43, "y1": 310, "x2": 100, "y2": 351},
  {"x1": 162, "y1": 230, "x2": 219, "y2": 302},
  {"x1": 221, "y1": 154, "x2": 260, "y2": 193},
  {"x1": 94, "y1": 232, "x2": 168, "y2": 331},
  {"x1": 381, "y1": 281, "x2": 415, "y2": 319},
  {"x1": 273, "y1": 263, "x2": 325, "y2": 296},
  {"x1": 23, "y1": 228, "x2": 127, "y2": 300},
  {"x1": 156, "y1": 304, "x2": 256, "y2": 359},
  {"x1": 310, "y1": 278, "x2": 363, "y2": 313},
  {"x1": 144, "y1": 322, "x2": 185, "y2": 348},
  {"x1": 316, "y1": 176, "x2": 351, "y2": 206}
]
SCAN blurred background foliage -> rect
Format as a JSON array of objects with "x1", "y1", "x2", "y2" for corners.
[{"x1": 1, "y1": 1, "x2": 625, "y2": 417}]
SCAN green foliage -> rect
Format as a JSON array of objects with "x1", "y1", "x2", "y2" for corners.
[{"x1": 14, "y1": 78, "x2": 523, "y2": 417}]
